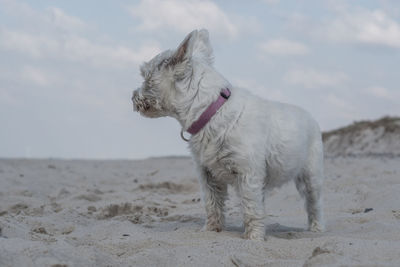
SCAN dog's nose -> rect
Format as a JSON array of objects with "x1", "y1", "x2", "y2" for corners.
[
  {"x1": 132, "y1": 90, "x2": 139, "y2": 111},
  {"x1": 132, "y1": 90, "x2": 138, "y2": 101},
  {"x1": 132, "y1": 88, "x2": 144, "y2": 112}
]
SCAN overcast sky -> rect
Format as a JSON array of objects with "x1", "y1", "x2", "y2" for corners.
[{"x1": 1, "y1": 0, "x2": 399, "y2": 159}]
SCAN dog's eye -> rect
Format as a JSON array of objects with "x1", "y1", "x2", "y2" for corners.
[
  {"x1": 144, "y1": 79, "x2": 155, "y2": 90},
  {"x1": 157, "y1": 59, "x2": 168, "y2": 70}
]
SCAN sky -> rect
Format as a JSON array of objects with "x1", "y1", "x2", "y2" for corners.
[{"x1": 0, "y1": 0, "x2": 399, "y2": 159}]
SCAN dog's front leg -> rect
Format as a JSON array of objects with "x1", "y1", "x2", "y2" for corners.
[
  {"x1": 238, "y1": 174, "x2": 266, "y2": 241},
  {"x1": 198, "y1": 167, "x2": 227, "y2": 232}
]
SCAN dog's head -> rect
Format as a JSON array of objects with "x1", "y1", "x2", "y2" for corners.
[{"x1": 132, "y1": 29, "x2": 213, "y2": 118}]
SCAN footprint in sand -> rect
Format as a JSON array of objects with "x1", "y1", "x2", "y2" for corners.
[
  {"x1": 182, "y1": 198, "x2": 201, "y2": 204},
  {"x1": 75, "y1": 194, "x2": 102, "y2": 202},
  {"x1": 32, "y1": 226, "x2": 49, "y2": 235},
  {"x1": 97, "y1": 203, "x2": 169, "y2": 224},
  {"x1": 137, "y1": 182, "x2": 195, "y2": 194},
  {"x1": 392, "y1": 210, "x2": 400, "y2": 219},
  {"x1": 8, "y1": 203, "x2": 29, "y2": 214},
  {"x1": 161, "y1": 214, "x2": 201, "y2": 223}
]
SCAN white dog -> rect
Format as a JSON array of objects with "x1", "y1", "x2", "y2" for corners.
[{"x1": 132, "y1": 29, "x2": 324, "y2": 240}]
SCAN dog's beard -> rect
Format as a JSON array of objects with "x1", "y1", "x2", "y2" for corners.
[{"x1": 132, "y1": 93, "x2": 165, "y2": 118}]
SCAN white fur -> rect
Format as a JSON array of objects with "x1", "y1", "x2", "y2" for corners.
[{"x1": 132, "y1": 29, "x2": 324, "y2": 240}]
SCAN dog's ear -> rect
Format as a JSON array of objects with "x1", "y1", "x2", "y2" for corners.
[
  {"x1": 192, "y1": 29, "x2": 213, "y2": 65},
  {"x1": 170, "y1": 30, "x2": 198, "y2": 66}
]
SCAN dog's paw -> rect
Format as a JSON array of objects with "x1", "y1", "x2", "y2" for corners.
[
  {"x1": 309, "y1": 221, "x2": 325, "y2": 232},
  {"x1": 243, "y1": 230, "x2": 265, "y2": 241},
  {"x1": 202, "y1": 223, "x2": 222, "y2": 232}
]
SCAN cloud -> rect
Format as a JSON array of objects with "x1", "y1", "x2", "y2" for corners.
[
  {"x1": 258, "y1": 39, "x2": 309, "y2": 55},
  {"x1": 325, "y1": 93, "x2": 354, "y2": 112},
  {"x1": 47, "y1": 7, "x2": 88, "y2": 32},
  {"x1": 261, "y1": 0, "x2": 280, "y2": 5},
  {"x1": 366, "y1": 86, "x2": 393, "y2": 99},
  {"x1": 232, "y1": 78, "x2": 287, "y2": 102},
  {"x1": 0, "y1": 28, "x2": 57, "y2": 58},
  {"x1": 0, "y1": 0, "x2": 37, "y2": 18},
  {"x1": 325, "y1": 9, "x2": 400, "y2": 48},
  {"x1": 21, "y1": 66, "x2": 54, "y2": 87},
  {"x1": 60, "y1": 35, "x2": 161, "y2": 67},
  {"x1": 323, "y1": 93, "x2": 360, "y2": 123},
  {"x1": 1, "y1": 0, "x2": 88, "y2": 33},
  {"x1": 0, "y1": 1, "x2": 160, "y2": 68},
  {"x1": 128, "y1": 0, "x2": 240, "y2": 39},
  {"x1": 0, "y1": 27, "x2": 160, "y2": 68},
  {"x1": 284, "y1": 68, "x2": 348, "y2": 89}
]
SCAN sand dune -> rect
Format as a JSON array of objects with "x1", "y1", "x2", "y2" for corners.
[
  {"x1": 323, "y1": 116, "x2": 400, "y2": 157},
  {"x1": 1, "y1": 118, "x2": 400, "y2": 266}
]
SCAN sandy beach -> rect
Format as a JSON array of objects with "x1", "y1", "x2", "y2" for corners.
[
  {"x1": 0, "y1": 154, "x2": 399, "y2": 266},
  {"x1": 0, "y1": 117, "x2": 399, "y2": 266}
]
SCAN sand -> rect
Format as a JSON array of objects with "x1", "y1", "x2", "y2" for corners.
[
  {"x1": 0, "y1": 155, "x2": 399, "y2": 266},
  {"x1": 323, "y1": 117, "x2": 400, "y2": 157}
]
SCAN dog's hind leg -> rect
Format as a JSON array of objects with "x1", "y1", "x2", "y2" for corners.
[
  {"x1": 198, "y1": 167, "x2": 227, "y2": 232},
  {"x1": 295, "y1": 140, "x2": 324, "y2": 232}
]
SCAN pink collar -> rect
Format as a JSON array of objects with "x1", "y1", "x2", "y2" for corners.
[{"x1": 181, "y1": 88, "x2": 231, "y2": 141}]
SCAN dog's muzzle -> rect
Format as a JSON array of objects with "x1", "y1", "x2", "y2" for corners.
[{"x1": 132, "y1": 89, "x2": 152, "y2": 113}]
